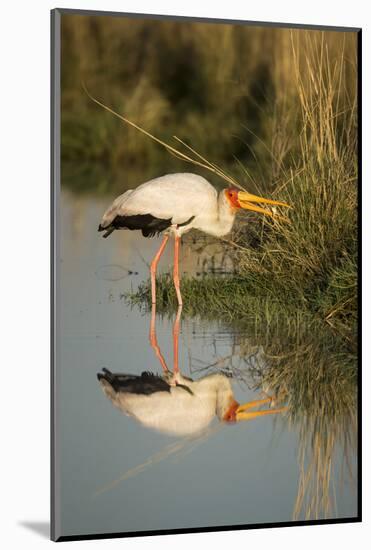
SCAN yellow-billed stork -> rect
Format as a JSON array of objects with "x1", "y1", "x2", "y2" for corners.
[
  {"x1": 97, "y1": 306, "x2": 287, "y2": 437},
  {"x1": 98, "y1": 173, "x2": 290, "y2": 305}
]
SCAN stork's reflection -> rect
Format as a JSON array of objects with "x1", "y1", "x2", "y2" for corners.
[{"x1": 97, "y1": 307, "x2": 287, "y2": 437}]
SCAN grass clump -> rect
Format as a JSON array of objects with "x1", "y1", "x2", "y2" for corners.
[
  {"x1": 235, "y1": 34, "x2": 357, "y2": 338},
  {"x1": 127, "y1": 273, "x2": 310, "y2": 328},
  {"x1": 127, "y1": 31, "x2": 358, "y2": 341}
]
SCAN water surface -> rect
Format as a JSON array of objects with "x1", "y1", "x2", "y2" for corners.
[{"x1": 57, "y1": 190, "x2": 357, "y2": 537}]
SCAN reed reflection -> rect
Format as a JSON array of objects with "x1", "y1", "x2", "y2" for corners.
[
  {"x1": 95, "y1": 304, "x2": 356, "y2": 520},
  {"x1": 228, "y1": 325, "x2": 357, "y2": 521}
]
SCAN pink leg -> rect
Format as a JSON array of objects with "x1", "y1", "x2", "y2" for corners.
[
  {"x1": 150, "y1": 235, "x2": 169, "y2": 304},
  {"x1": 149, "y1": 303, "x2": 169, "y2": 373},
  {"x1": 173, "y1": 235, "x2": 183, "y2": 306},
  {"x1": 173, "y1": 306, "x2": 182, "y2": 374}
]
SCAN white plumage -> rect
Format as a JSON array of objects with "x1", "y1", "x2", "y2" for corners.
[
  {"x1": 98, "y1": 371, "x2": 235, "y2": 437},
  {"x1": 100, "y1": 173, "x2": 229, "y2": 237},
  {"x1": 98, "y1": 369, "x2": 287, "y2": 437},
  {"x1": 98, "y1": 172, "x2": 290, "y2": 304}
]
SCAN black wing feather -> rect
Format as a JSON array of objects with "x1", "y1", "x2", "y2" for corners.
[
  {"x1": 98, "y1": 214, "x2": 172, "y2": 238},
  {"x1": 97, "y1": 368, "x2": 171, "y2": 395},
  {"x1": 98, "y1": 214, "x2": 195, "y2": 238}
]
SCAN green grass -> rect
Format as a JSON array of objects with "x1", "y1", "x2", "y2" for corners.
[
  {"x1": 126, "y1": 250, "x2": 357, "y2": 342},
  {"x1": 127, "y1": 274, "x2": 309, "y2": 321}
]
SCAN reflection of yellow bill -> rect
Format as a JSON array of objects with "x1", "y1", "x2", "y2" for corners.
[{"x1": 236, "y1": 397, "x2": 288, "y2": 422}]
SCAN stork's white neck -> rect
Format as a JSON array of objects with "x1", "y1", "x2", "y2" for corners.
[{"x1": 200, "y1": 191, "x2": 237, "y2": 238}]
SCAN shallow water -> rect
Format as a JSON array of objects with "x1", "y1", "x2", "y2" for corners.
[{"x1": 56, "y1": 190, "x2": 357, "y2": 538}]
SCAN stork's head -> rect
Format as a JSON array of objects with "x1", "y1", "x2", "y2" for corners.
[
  {"x1": 215, "y1": 380, "x2": 254, "y2": 423},
  {"x1": 224, "y1": 187, "x2": 290, "y2": 220},
  {"x1": 221, "y1": 393, "x2": 287, "y2": 423},
  {"x1": 214, "y1": 376, "x2": 287, "y2": 425},
  {"x1": 222, "y1": 399, "x2": 263, "y2": 423},
  {"x1": 222, "y1": 398, "x2": 240, "y2": 423}
]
